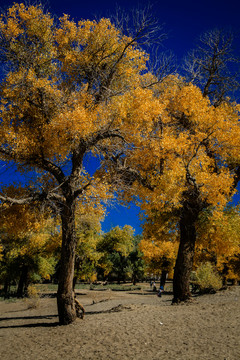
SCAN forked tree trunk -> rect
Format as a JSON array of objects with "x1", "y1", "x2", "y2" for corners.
[
  {"x1": 57, "y1": 199, "x2": 77, "y2": 325},
  {"x1": 173, "y1": 192, "x2": 201, "y2": 303}
]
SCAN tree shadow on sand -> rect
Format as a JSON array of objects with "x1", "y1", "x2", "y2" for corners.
[
  {"x1": 128, "y1": 290, "x2": 173, "y2": 296},
  {"x1": 0, "y1": 314, "x2": 59, "y2": 328}
]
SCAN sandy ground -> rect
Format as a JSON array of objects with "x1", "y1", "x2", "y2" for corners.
[{"x1": 0, "y1": 284, "x2": 240, "y2": 360}]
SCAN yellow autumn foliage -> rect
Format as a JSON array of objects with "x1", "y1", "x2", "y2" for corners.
[
  {"x1": 127, "y1": 79, "x2": 240, "y2": 215},
  {"x1": 0, "y1": 3, "x2": 162, "y2": 206},
  {"x1": 196, "y1": 207, "x2": 240, "y2": 280},
  {"x1": 1, "y1": 4, "x2": 240, "y2": 309}
]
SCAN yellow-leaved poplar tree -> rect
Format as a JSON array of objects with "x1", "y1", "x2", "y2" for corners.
[
  {"x1": 139, "y1": 208, "x2": 178, "y2": 284},
  {"x1": 196, "y1": 206, "x2": 240, "y2": 283},
  {"x1": 0, "y1": 4, "x2": 162, "y2": 324},
  {"x1": 0, "y1": 194, "x2": 60, "y2": 297},
  {"x1": 73, "y1": 201, "x2": 105, "y2": 287},
  {"x1": 118, "y1": 75, "x2": 240, "y2": 302}
]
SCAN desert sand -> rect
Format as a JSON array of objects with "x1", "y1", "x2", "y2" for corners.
[{"x1": 1, "y1": 284, "x2": 240, "y2": 360}]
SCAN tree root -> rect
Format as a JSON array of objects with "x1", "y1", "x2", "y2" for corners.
[{"x1": 75, "y1": 298, "x2": 85, "y2": 319}]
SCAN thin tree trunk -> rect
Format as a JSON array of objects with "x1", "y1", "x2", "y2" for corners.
[
  {"x1": 3, "y1": 279, "x2": 10, "y2": 298},
  {"x1": 132, "y1": 275, "x2": 137, "y2": 285},
  {"x1": 73, "y1": 255, "x2": 81, "y2": 290},
  {"x1": 17, "y1": 265, "x2": 29, "y2": 297},
  {"x1": 72, "y1": 275, "x2": 77, "y2": 291},
  {"x1": 57, "y1": 199, "x2": 77, "y2": 325},
  {"x1": 160, "y1": 270, "x2": 167, "y2": 289}
]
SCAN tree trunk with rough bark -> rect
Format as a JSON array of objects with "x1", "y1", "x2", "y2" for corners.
[
  {"x1": 57, "y1": 198, "x2": 77, "y2": 325},
  {"x1": 173, "y1": 191, "x2": 202, "y2": 303},
  {"x1": 173, "y1": 218, "x2": 196, "y2": 302}
]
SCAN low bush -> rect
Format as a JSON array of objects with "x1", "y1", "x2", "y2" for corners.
[
  {"x1": 26, "y1": 285, "x2": 40, "y2": 309},
  {"x1": 195, "y1": 262, "x2": 222, "y2": 293}
]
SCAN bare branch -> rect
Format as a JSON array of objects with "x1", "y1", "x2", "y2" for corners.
[
  {"x1": 73, "y1": 181, "x2": 91, "y2": 200},
  {"x1": 113, "y1": 5, "x2": 167, "y2": 48},
  {"x1": 87, "y1": 128, "x2": 126, "y2": 149},
  {"x1": 183, "y1": 29, "x2": 240, "y2": 105},
  {"x1": 143, "y1": 49, "x2": 177, "y2": 89},
  {"x1": 103, "y1": 151, "x2": 155, "y2": 192},
  {"x1": 0, "y1": 189, "x2": 65, "y2": 206},
  {"x1": 0, "y1": 194, "x2": 35, "y2": 205}
]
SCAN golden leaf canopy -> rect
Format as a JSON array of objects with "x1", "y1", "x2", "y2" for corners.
[{"x1": 0, "y1": 4, "x2": 158, "y2": 165}]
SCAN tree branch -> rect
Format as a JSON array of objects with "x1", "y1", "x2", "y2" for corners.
[
  {"x1": 0, "y1": 146, "x2": 66, "y2": 186},
  {"x1": 0, "y1": 190, "x2": 65, "y2": 206},
  {"x1": 73, "y1": 181, "x2": 91, "y2": 200},
  {"x1": 87, "y1": 128, "x2": 126, "y2": 149}
]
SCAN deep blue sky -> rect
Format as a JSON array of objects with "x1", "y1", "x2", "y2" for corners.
[
  {"x1": 0, "y1": 0, "x2": 240, "y2": 234},
  {"x1": 1, "y1": 0, "x2": 240, "y2": 60}
]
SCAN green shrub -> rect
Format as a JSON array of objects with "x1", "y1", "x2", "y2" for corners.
[{"x1": 195, "y1": 262, "x2": 222, "y2": 293}]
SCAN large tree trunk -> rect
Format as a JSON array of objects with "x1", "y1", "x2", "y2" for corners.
[
  {"x1": 173, "y1": 191, "x2": 202, "y2": 303},
  {"x1": 57, "y1": 199, "x2": 77, "y2": 325},
  {"x1": 172, "y1": 218, "x2": 196, "y2": 302}
]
